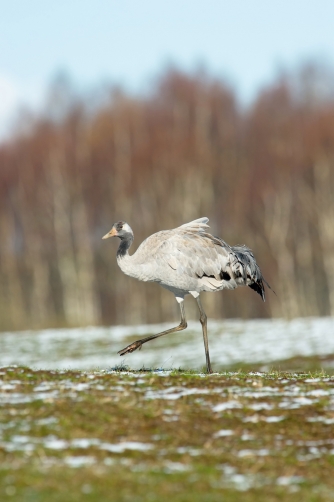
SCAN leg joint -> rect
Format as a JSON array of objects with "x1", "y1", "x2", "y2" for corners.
[{"x1": 199, "y1": 313, "x2": 207, "y2": 325}]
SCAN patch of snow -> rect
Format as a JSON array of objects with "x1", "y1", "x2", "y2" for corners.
[
  {"x1": 64, "y1": 456, "x2": 96, "y2": 467},
  {"x1": 1, "y1": 316, "x2": 334, "y2": 370},
  {"x1": 213, "y1": 401, "x2": 242, "y2": 412},
  {"x1": 44, "y1": 437, "x2": 69, "y2": 449},
  {"x1": 263, "y1": 416, "x2": 286, "y2": 423},
  {"x1": 276, "y1": 476, "x2": 304, "y2": 486},
  {"x1": 307, "y1": 417, "x2": 334, "y2": 424},
  {"x1": 214, "y1": 429, "x2": 235, "y2": 437},
  {"x1": 99, "y1": 441, "x2": 154, "y2": 453}
]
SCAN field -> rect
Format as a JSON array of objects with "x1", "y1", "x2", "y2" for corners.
[
  {"x1": 1, "y1": 365, "x2": 334, "y2": 501},
  {"x1": 1, "y1": 319, "x2": 334, "y2": 500}
]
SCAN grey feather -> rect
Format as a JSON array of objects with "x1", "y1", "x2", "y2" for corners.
[
  {"x1": 112, "y1": 217, "x2": 269, "y2": 301},
  {"x1": 103, "y1": 217, "x2": 272, "y2": 374}
]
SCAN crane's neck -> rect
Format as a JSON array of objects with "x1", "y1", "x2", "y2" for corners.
[
  {"x1": 117, "y1": 234, "x2": 133, "y2": 258},
  {"x1": 116, "y1": 233, "x2": 137, "y2": 278}
]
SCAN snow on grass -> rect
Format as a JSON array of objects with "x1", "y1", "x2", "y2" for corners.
[
  {"x1": 1, "y1": 317, "x2": 334, "y2": 370},
  {"x1": 0, "y1": 365, "x2": 334, "y2": 500}
]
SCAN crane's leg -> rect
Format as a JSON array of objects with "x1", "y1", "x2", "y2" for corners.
[
  {"x1": 118, "y1": 300, "x2": 187, "y2": 356},
  {"x1": 196, "y1": 296, "x2": 213, "y2": 374}
]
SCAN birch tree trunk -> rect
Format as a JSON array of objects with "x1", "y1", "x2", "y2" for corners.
[
  {"x1": 48, "y1": 152, "x2": 82, "y2": 326},
  {"x1": 0, "y1": 211, "x2": 26, "y2": 329},
  {"x1": 314, "y1": 158, "x2": 334, "y2": 315},
  {"x1": 264, "y1": 189, "x2": 299, "y2": 318}
]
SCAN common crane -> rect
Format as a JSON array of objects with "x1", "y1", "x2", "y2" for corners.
[{"x1": 103, "y1": 217, "x2": 271, "y2": 373}]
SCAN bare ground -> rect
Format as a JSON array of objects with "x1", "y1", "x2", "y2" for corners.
[{"x1": 1, "y1": 366, "x2": 334, "y2": 500}]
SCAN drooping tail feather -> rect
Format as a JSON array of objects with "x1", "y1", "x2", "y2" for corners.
[
  {"x1": 231, "y1": 244, "x2": 273, "y2": 302},
  {"x1": 249, "y1": 278, "x2": 266, "y2": 301}
]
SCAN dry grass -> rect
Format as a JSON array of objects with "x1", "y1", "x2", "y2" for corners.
[{"x1": 1, "y1": 366, "x2": 334, "y2": 501}]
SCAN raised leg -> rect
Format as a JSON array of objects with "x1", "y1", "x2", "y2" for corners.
[
  {"x1": 118, "y1": 300, "x2": 187, "y2": 356},
  {"x1": 196, "y1": 297, "x2": 213, "y2": 374}
]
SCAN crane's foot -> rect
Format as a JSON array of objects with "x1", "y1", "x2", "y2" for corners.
[{"x1": 118, "y1": 340, "x2": 142, "y2": 356}]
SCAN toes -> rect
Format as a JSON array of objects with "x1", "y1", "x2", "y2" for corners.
[{"x1": 118, "y1": 342, "x2": 141, "y2": 356}]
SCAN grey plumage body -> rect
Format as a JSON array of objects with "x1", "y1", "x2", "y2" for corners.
[{"x1": 103, "y1": 217, "x2": 270, "y2": 373}]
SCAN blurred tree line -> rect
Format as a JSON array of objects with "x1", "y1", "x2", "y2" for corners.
[{"x1": 1, "y1": 64, "x2": 334, "y2": 331}]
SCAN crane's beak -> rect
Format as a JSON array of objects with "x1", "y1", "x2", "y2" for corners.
[{"x1": 102, "y1": 227, "x2": 117, "y2": 239}]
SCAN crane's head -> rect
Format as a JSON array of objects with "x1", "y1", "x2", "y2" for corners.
[{"x1": 102, "y1": 221, "x2": 133, "y2": 240}]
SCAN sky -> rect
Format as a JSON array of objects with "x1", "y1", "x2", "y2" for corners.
[{"x1": 1, "y1": 0, "x2": 334, "y2": 139}]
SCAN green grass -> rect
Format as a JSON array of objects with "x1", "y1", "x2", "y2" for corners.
[{"x1": 1, "y1": 366, "x2": 334, "y2": 501}]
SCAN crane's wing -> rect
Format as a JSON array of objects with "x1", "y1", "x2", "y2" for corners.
[
  {"x1": 134, "y1": 218, "x2": 268, "y2": 300},
  {"x1": 179, "y1": 217, "x2": 210, "y2": 232},
  {"x1": 162, "y1": 221, "x2": 267, "y2": 300}
]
